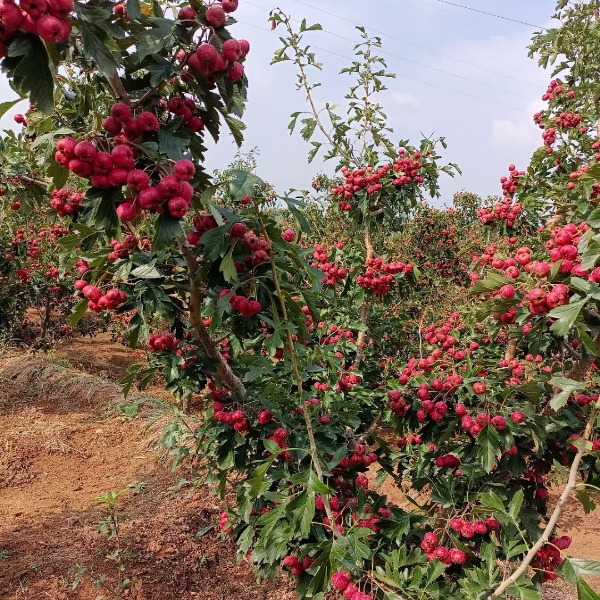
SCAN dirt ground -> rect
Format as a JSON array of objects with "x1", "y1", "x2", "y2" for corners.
[{"x1": 0, "y1": 338, "x2": 598, "y2": 599}]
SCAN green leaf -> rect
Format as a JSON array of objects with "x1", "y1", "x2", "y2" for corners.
[
  {"x1": 0, "y1": 98, "x2": 23, "y2": 119},
  {"x1": 157, "y1": 118, "x2": 191, "y2": 160},
  {"x1": 476, "y1": 425, "x2": 501, "y2": 473},
  {"x1": 570, "y1": 559, "x2": 600, "y2": 577},
  {"x1": 78, "y1": 21, "x2": 120, "y2": 76},
  {"x1": 505, "y1": 583, "x2": 542, "y2": 600},
  {"x1": 578, "y1": 579, "x2": 600, "y2": 600},
  {"x1": 508, "y1": 489, "x2": 524, "y2": 520},
  {"x1": 228, "y1": 169, "x2": 264, "y2": 202},
  {"x1": 469, "y1": 270, "x2": 512, "y2": 295},
  {"x1": 284, "y1": 196, "x2": 311, "y2": 235},
  {"x1": 153, "y1": 213, "x2": 183, "y2": 252},
  {"x1": 220, "y1": 246, "x2": 238, "y2": 283},
  {"x1": 576, "y1": 489, "x2": 597, "y2": 514},
  {"x1": 81, "y1": 187, "x2": 121, "y2": 239},
  {"x1": 126, "y1": 0, "x2": 141, "y2": 20},
  {"x1": 70, "y1": 299, "x2": 89, "y2": 326},
  {"x1": 130, "y1": 264, "x2": 162, "y2": 279},
  {"x1": 4, "y1": 35, "x2": 54, "y2": 115},
  {"x1": 549, "y1": 376, "x2": 585, "y2": 412},
  {"x1": 549, "y1": 298, "x2": 588, "y2": 338}
]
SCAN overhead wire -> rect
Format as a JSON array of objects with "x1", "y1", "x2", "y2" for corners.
[
  {"x1": 416, "y1": 0, "x2": 532, "y2": 41},
  {"x1": 276, "y1": 0, "x2": 541, "y2": 88},
  {"x1": 244, "y1": 0, "x2": 539, "y2": 102},
  {"x1": 432, "y1": 0, "x2": 545, "y2": 29},
  {"x1": 237, "y1": 20, "x2": 532, "y2": 115}
]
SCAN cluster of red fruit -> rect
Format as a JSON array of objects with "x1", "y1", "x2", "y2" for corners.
[
  {"x1": 357, "y1": 258, "x2": 413, "y2": 296},
  {"x1": 317, "y1": 323, "x2": 354, "y2": 346},
  {"x1": 165, "y1": 96, "x2": 206, "y2": 133},
  {"x1": 391, "y1": 149, "x2": 425, "y2": 187},
  {"x1": 330, "y1": 165, "x2": 389, "y2": 208},
  {"x1": 532, "y1": 536, "x2": 571, "y2": 582},
  {"x1": 147, "y1": 331, "x2": 179, "y2": 353},
  {"x1": 220, "y1": 290, "x2": 261, "y2": 318},
  {"x1": 420, "y1": 532, "x2": 467, "y2": 566},
  {"x1": 457, "y1": 407, "x2": 522, "y2": 439},
  {"x1": 187, "y1": 38, "x2": 249, "y2": 83},
  {"x1": 55, "y1": 121, "x2": 197, "y2": 222},
  {"x1": 477, "y1": 197, "x2": 523, "y2": 228},
  {"x1": 0, "y1": 0, "x2": 73, "y2": 57},
  {"x1": 229, "y1": 223, "x2": 271, "y2": 266},
  {"x1": 107, "y1": 234, "x2": 138, "y2": 263},
  {"x1": 541, "y1": 79, "x2": 575, "y2": 102},
  {"x1": 524, "y1": 283, "x2": 570, "y2": 315},
  {"x1": 264, "y1": 427, "x2": 294, "y2": 461},
  {"x1": 311, "y1": 245, "x2": 347, "y2": 286},
  {"x1": 541, "y1": 126, "x2": 557, "y2": 153},
  {"x1": 282, "y1": 555, "x2": 312, "y2": 577},
  {"x1": 218, "y1": 511, "x2": 233, "y2": 535},
  {"x1": 213, "y1": 401, "x2": 250, "y2": 432},
  {"x1": 48, "y1": 188, "x2": 84, "y2": 217},
  {"x1": 555, "y1": 111, "x2": 582, "y2": 130},
  {"x1": 336, "y1": 371, "x2": 361, "y2": 391},
  {"x1": 331, "y1": 571, "x2": 372, "y2": 600},
  {"x1": 448, "y1": 516, "x2": 500, "y2": 539},
  {"x1": 74, "y1": 281, "x2": 127, "y2": 313},
  {"x1": 187, "y1": 213, "x2": 218, "y2": 246}
]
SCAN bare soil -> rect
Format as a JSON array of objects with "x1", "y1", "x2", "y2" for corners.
[{"x1": 0, "y1": 337, "x2": 598, "y2": 599}]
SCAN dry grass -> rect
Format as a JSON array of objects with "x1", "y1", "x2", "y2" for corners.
[{"x1": 0, "y1": 353, "x2": 149, "y2": 414}]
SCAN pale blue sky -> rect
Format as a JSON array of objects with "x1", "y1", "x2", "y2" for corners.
[{"x1": 0, "y1": 0, "x2": 557, "y2": 205}]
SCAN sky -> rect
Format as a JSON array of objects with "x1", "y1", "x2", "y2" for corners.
[{"x1": 0, "y1": 0, "x2": 557, "y2": 206}]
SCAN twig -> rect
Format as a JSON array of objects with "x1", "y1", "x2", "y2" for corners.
[{"x1": 107, "y1": 70, "x2": 131, "y2": 106}]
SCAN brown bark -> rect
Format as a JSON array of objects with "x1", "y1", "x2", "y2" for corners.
[
  {"x1": 176, "y1": 237, "x2": 246, "y2": 400},
  {"x1": 353, "y1": 224, "x2": 374, "y2": 368}
]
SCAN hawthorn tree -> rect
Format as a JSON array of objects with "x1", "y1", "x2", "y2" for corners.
[{"x1": 4, "y1": 1, "x2": 600, "y2": 600}]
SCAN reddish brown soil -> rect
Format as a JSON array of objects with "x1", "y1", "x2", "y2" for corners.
[{"x1": 0, "y1": 337, "x2": 599, "y2": 599}]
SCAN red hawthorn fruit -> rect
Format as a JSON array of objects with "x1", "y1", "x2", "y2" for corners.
[
  {"x1": 108, "y1": 168, "x2": 129, "y2": 187},
  {"x1": 177, "y1": 6, "x2": 197, "y2": 23},
  {"x1": 227, "y1": 62, "x2": 244, "y2": 82},
  {"x1": 74, "y1": 141, "x2": 96, "y2": 161},
  {"x1": 535, "y1": 487, "x2": 549, "y2": 500},
  {"x1": 92, "y1": 152, "x2": 113, "y2": 174},
  {"x1": 49, "y1": 0, "x2": 74, "y2": 19},
  {"x1": 205, "y1": 4, "x2": 226, "y2": 28},
  {"x1": 111, "y1": 102, "x2": 131, "y2": 121},
  {"x1": 239, "y1": 39, "x2": 250, "y2": 59},
  {"x1": 37, "y1": 15, "x2": 70, "y2": 43},
  {"x1": 127, "y1": 169, "x2": 150, "y2": 191},
  {"x1": 111, "y1": 145, "x2": 134, "y2": 168},
  {"x1": 486, "y1": 518, "x2": 500, "y2": 532},
  {"x1": 472, "y1": 382, "x2": 486, "y2": 395},
  {"x1": 510, "y1": 411, "x2": 525, "y2": 424},
  {"x1": 10, "y1": 201, "x2": 21, "y2": 210},
  {"x1": 137, "y1": 111, "x2": 159, "y2": 132},
  {"x1": 449, "y1": 548, "x2": 466, "y2": 565},
  {"x1": 490, "y1": 415, "x2": 506, "y2": 431},
  {"x1": 455, "y1": 404, "x2": 467, "y2": 417},
  {"x1": 116, "y1": 202, "x2": 138, "y2": 221},
  {"x1": 173, "y1": 159, "x2": 195, "y2": 181},
  {"x1": 500, "y1": 284, "x2": 515, "y2": 299},
  {"x1": 167, "y1": 197, "x2": 189, "y2": 218},
  {"x1": 0, "y1": 2, "x2": 23, "y2": 32},
  {"x1": 222, "y1": 38, "x2": 241, "y2": 62},
  {"x1": 282, "y1": 229, "x2": 295, "y2": 242},
  {"x1": 222, "y1": 0, "x2": 238, "y2": 12},
  {"x1": 158, "y1": 175, "x2": 182, "y2": 198},
  {"x1": 331, "y1": 572, "x2": 351, "y2": 591}
]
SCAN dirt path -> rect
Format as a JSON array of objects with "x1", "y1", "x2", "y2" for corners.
[{"x1": 0, "y1": 354, "x2": 295, "y2": 600}]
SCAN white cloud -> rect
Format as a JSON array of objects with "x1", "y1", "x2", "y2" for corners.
[{"x1": 390, "y1": 91, "x2": 419, "y2": 106}]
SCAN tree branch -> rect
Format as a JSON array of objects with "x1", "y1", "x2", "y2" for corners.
[
  {"x1": 176, "y1": 236, "x2": 246, "y2": 400},
  {"x1": 107, "y1": 70, "x2": 131, "y2": 106},
  {"x1": 491, "y1": 403, "x2": 600, "y2": 597}
]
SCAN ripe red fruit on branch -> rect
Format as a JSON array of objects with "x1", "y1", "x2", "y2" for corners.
[{"x1": 205, "y1": 4, "x2": 226, "y2": 28}]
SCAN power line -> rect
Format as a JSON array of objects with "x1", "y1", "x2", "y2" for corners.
[
  {"x1": 238, "y1": 20, "x2": 532, "y2": 115},
  {"x1": 416, "y1": 0, "x2": 532, "y2": 41},
  {"x1": 245, "y1": 1, "x2": 539, "y2": 102},
  {"x1": 280, "y1": 0, "x2": 540, "y2": 88},
  {"x1": 432, "y1": 0, "x2": 544, "y2": 29}
]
